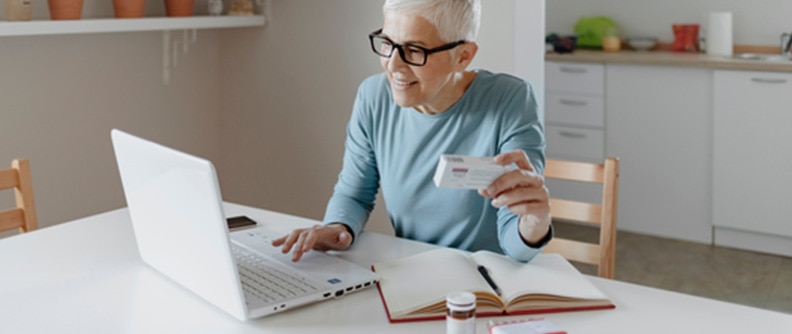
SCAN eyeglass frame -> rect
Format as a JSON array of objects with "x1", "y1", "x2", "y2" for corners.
[{"x1": 368, "y1": 28, "x2": 467, "y2": 66}]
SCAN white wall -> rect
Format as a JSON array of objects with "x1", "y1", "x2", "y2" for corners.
[
  {"x1": 1, "y1": 0, "x2": 543, "y2": 238},
  {"x1": 547, "y1": 0, "x2": 792, "y2": 46},
  {"x1": 218, "y1": 0, "x2": 544, "y2": 235},
  {"x1": 0, "y1": 4, "x2": 223, "y2": 236},
  {"x1": 0, "y1": 0, "x2": 785, "y2": 241},
  {"x1": 217, "y1": 0, "x2": 387, "y2": 232}
]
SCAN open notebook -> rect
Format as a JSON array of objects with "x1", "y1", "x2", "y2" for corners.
[
  {"x1": 372, "y1": 248, "x2": 614, "y2": 322},
  {"x1": 111, "y1": 129, "x2": 378, "y2": 321}
]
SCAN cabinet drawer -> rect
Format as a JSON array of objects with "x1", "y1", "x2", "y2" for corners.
[
  {"x1": 546, "y1": 62, "x2": 604, "y2": 96},
  {"x1": 545, "y1": 125, "x2": 604, "y2": 163},
  {"x1": 546, "y1": 94, "x2": 604, "y2": 127}
]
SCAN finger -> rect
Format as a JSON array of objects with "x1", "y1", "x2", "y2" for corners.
[
  {"x1": 505, "y1": 201, "x2": 551, "y2": 219},
  {"x1": 488, "y1": 170, "x2": 545, "y2": 198},
  {"x1": 491, "y1": 186, "x2": 548, "y2": 209},
  {"x1": 271, "y1": 235, "x2": 287, "y2": 247},
  {"x1": 494, "y1": 150, "x2": 534, "y2": 172},
  {"x1": 292, "y1": 230, "x2": 312, "y2": 262},
  {"x1": 280, "y1": 230, "x2": 302, "y2": 254},
  {"x1": 291, "y1": 248, "x2": 304, "y2": 262},
  {"x1": 302, "y1": 227, "x2": 319, "y2": 253}
]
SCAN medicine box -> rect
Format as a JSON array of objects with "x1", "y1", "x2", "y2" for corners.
[
  {"x1": 487, "y1": 318, "x2": 566, "y2": 334},
  {"x1": 433, "y1": 154, "x2": 513, "y2": 189}
]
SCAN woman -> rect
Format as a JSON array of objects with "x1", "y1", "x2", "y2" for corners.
[{"x1": 273, "y1": 0, "x2": 550, "y2": 263}]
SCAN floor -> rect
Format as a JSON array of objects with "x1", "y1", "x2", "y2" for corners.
[{"x1": 554, "y1": 220, "x2": 792, "y2": 315}]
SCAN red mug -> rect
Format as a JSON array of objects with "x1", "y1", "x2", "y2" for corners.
[{"x1": 671, "y1": 24, "x2": 700, "y2": 52}]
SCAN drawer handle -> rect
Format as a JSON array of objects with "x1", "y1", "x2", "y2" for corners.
[
  {"x1": 558, "y1": 131, "x2": 587, "y2": 139},
  {"x1": 559, "y1": 67, "x2": 588, "y2": 74},
  {"x1": 559, "y1": 99, "x2": 587, "y2": 106},
  {"x1": 750, "y1": 78, "x2": 787, "y2": 84}
]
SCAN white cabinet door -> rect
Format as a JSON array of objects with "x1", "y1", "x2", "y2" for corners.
[
  {"x1": 713, "y1": 70, "x2": 792, "y2": 238},
  {"x1": 606, "y1": 65, "x2": 712, "y2": 244}
]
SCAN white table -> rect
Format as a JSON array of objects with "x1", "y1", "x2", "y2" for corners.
[{"x1": 1, "y1": 203, "x2": 791, "y2": 333}]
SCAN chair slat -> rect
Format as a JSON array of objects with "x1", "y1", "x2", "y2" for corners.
[
  {"x1": 0, "y1": 208, "x2": 24, "y2": 232},
  {"x1": 549, "y1": 198, "x2": 602, "y2": 224},
  {"x1": 543, "y1": 239, "x2": 600, "y2": 265},
  {"x1": 545, "y1": 159, "x2": 605, "y2": 183}
]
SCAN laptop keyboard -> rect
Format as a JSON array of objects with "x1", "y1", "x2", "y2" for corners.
[{"x1": 232, "y1": 244, "x2": 320, "y2": 304}]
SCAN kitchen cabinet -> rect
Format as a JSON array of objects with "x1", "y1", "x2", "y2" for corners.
[
  {"x1": 713, "y1": 70, "x2": 792, "y2": 256},
  {"x1": 545, "y1": 61, "x2": 605, "y2": 163},
  {"x1": 544, "y1": 61, "x2": 605, "y2": 204},
  {"x1": 545, "y1": 53, "x2": 792, "y2": 257},
  {"x1": 545, "y1": 62, "x2": 712, "y2": 243},
  {"x1": 605, "y1": 65, "x2": 712, "y2": 244}
]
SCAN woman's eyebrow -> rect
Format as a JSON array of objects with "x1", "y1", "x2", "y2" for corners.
[
  {"x1": 380, "y1": 31, "x2": 428, "y2": 46},
  {"x1": 395, "y1": 38, "x2": 429, "y2": 47},
  {"x1": 403, "y1": 40, "x2": 428, "y2": 47}
]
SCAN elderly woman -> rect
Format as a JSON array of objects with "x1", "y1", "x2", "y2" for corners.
[{"x1": 273, "y1": 0, "x2": 550, "y2": 263}]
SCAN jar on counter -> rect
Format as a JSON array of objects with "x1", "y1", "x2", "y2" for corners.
[
  {"x1": 603, "y1": 35, "x2": 621, "y2": 52},
  {"x1": 5, "y1": 0, "x2": 33, "y2": 21},
  {"x1": 446, "y1": 291, "x2": 476, "y2": 334},
  {"x1": 602, "y1": 27, "x2": 622, "y2": 52}
]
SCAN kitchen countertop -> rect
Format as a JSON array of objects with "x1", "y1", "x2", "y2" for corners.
[{"x1": 546, "y1": 49, "x2": 792, "y2": 72}]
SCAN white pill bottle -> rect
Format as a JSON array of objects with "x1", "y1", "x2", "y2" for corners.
[{"x1": 446, "y1": 291, "x2": 476, "y2": 334}]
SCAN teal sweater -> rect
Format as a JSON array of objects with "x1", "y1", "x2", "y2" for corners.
[{"x1": 323, "y1": 70, "x2": 546, "y2": 262}]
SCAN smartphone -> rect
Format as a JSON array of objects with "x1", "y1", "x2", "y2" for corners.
[{"x1": 226, "y1": 215, "x2": 257, "y2": 230}]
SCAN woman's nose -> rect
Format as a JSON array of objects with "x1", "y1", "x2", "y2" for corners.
[{"x1": 385, "y1": 48, "x2": 409, "y2": 71}]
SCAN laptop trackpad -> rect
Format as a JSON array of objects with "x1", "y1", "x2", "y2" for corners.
[{"x1": 230, "y1": 226, "x2": 376, "y2": 287}]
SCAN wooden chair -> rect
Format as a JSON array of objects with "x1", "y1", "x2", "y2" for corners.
[
  {"x1": 0, "y1": 159, "x2": 38, "y2": 234},
  {"x1": 542, "y1": 157, "x2": 619, "y2": 279}
]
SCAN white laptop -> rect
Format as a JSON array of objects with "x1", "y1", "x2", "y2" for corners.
[{"x1": 111, "y1": 129, "x2": 378, "y2": 321}]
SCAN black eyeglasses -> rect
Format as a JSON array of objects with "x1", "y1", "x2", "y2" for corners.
[{"x1": 368, "y1": 29, "x2": 466, "y2": 66}]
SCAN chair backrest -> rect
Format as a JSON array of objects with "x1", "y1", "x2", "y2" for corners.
[
  {"x1": 0, "y1": 159, "x2": 38, "y2": 234},
  {"x1": 542, "y1": 157, "x2": 619, "y2": 279}
]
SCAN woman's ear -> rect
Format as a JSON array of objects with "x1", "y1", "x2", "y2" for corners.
[{"x1": 455, "y1": 42, "x2": 478, "y2": 68}]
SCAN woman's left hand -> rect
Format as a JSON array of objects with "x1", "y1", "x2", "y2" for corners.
[{"x1": 478, "y1": 150, "x2": 551, "y2": 245}]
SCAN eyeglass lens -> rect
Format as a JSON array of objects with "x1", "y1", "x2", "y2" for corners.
[{"x1": 371, "y1": 35, "x2": 426, "y2": 66}]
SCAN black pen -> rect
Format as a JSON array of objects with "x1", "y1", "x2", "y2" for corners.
[{"x1": 477, "y1": 265, "x2": 501, "y2": 296}]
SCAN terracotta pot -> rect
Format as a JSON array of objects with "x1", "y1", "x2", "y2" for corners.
[
  {"x1": 48, "y1": 0, "x2": 84, "y2": 20},
  {"x1": 113, "y1": 0, "x2": 146, "y2": 18},
  {"x1": 164, "y1": 0, "x2": 193, "y2": 17}
]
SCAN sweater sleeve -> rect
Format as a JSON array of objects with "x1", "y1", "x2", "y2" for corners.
[
  {"x1": 321, "y1": 81, "x2": 381, "y2": 240},
  {"x1": 495, "y1": 79, "x2": 549, "y2": 262}
]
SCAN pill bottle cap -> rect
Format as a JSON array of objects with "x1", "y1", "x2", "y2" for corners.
[{"x1": 446, "y1": 291, "x2": 476, "y2": 312}]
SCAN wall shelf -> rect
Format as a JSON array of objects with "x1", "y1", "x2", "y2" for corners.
[{"x1": 0, "y1": 15, "x2": 265, "y2": 37}]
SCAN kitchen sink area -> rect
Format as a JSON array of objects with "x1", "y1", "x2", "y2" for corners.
[
  {"x1": 732, "y1": 53, "x2": 792, "y2": 62},
  {"x1": 546, "y1": 48, "x2": 792, "y2": 73}
]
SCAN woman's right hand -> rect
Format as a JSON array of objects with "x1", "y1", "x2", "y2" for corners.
[{"x1": 271, "y1": 223, "x2": 353, "y2": 262}]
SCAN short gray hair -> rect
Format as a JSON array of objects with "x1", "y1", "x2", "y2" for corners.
[{"x1": 383, "y1": 0, "x2": 481, "y2": 42}]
